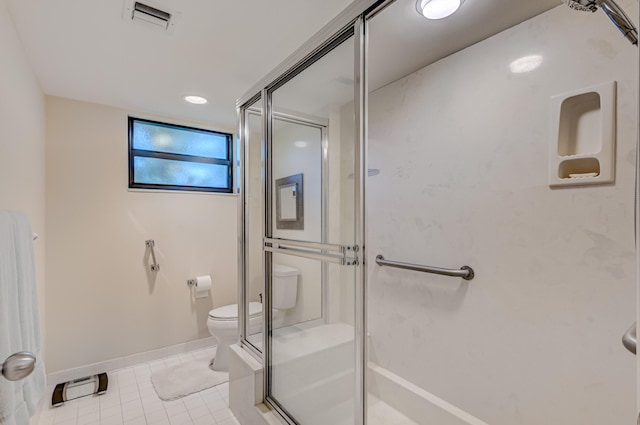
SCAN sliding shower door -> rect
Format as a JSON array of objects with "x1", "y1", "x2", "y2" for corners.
[{"x1": 264, "y1": 29, "x2": 362, "y2": 425}]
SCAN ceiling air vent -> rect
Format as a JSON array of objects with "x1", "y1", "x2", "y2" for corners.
[
  {"x1": 132, "y1": 2, "x2": 170, "y2": 29},
  {"x1": 123, "y1": 0, "x2": 178, "y2": 31}
]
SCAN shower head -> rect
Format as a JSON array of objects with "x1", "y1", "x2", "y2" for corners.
[
  {"x1": 563, "y1": 0, "x2": 638, "y2": 45},
  {"x1": 564, "y1": 0, "x2": 598, "y2": 12}
]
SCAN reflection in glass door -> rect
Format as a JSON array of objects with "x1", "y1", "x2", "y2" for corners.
[
  {"x1": 241, "y1": 104, "x2": 332, "y2": 353},
  {"x1": 264, "y1": 31, "x2": 359, "y2": 425}
]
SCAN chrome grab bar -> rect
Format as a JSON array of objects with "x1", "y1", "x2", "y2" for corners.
[
  {"x1": 145, "y1": 239, "x2": 160, "y2": 272},
  {"x1": 622, "y1": 322, "x2": 636, "y2": 355},
  {"x1": 375, "y1": 255, "x2": 474, "y2": 280}
]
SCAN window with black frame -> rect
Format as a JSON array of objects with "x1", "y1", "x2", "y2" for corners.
[{"x1": 128, "y1": 117, "x2": 233, "y2": 193}]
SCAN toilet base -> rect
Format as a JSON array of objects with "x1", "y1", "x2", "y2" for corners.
[
  {"x1": 210, "y1": 339, "x2": 230, "y2": 371},
  {"x1": 206, "y1": 303, "x2": 285, "y2": 372}
]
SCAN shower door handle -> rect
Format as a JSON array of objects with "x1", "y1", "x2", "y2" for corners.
[
  {"x1": 264, "y1": 238, "x2": 358, "y2": 266},
  {"x1": 622, "y1": 322, "x2": 636, "y2": 355},
  {"x1": 1, "y1": 352, "x2": 36, "y2": 381}
]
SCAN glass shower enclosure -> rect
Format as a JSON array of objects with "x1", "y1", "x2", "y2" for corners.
[
  {"x1": 237, "y1": 0, "x2": 639, "y2": 424},
  {"x1": 238, "y1": 25, "x2": 363, "y2": 425}
]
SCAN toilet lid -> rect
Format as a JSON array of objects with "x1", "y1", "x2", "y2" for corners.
[{"x1": 209, "y1": 302, "x2": 262, "y2": 321}]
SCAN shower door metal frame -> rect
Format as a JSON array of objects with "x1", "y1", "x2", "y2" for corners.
[
  {"x1": 236, "y1": 2, "x2": 388, "y2": 425},
  {"x1": 354, "y1": 15, "x2": 368, "y2": 425},
  {"x1": 262, "y1": 25, "x2": 360, "y2": 425},
  {"x1": 238, "y1": 94, "x2": 264, "y2": 359}
]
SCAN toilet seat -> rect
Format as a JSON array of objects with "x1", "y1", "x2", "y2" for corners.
[{"x1": 208, "y1": 302, "x2": 262, "y2": 321}]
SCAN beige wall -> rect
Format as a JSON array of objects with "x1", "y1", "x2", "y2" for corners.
[
  {"x1": 45, "y1": 96, "x2": 238, "y2": 373},
  {"x1": 0, "y1": 0, "x2": 46, "y2": 359}
]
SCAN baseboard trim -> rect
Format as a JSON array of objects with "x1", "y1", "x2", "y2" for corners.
[{"x1": 46, "y1": 336, "x2": 216, "y2": 387}]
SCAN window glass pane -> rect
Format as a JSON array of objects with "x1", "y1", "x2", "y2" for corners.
[
  {"x1": 132, "y1": 120, "x2": 229, "y2": 160},
  {"x1": 133, "y1": 156, "x2": 229, "y2": 188}
]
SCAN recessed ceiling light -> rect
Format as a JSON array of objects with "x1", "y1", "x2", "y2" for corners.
[
  {"x1": 184, "y1": 95, "x2": 207, "y2": 105},
  {"x1": 509, "y1": 55, "x2": 544, "y2": 73},
  {"x1": 417, "y1": 0, "x2": 464, "y2": 19}
]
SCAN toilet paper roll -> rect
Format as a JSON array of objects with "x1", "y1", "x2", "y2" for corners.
[{"x1": 195, "y1": 275, "x2": 212, "y2": 299}]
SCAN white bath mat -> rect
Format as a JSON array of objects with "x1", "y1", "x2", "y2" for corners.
[{"x1": 151, "y1": 358, "x2": 228, "y2": 401}]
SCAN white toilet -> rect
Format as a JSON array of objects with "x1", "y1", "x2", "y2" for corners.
[{"x1": 207, "y1": 264, "x2": 299, "y2": 371}]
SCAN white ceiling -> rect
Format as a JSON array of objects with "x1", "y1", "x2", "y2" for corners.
[
  {"x1": 368, "y1": 0, "x2": 564, "y2": 92},
  {"x1": 7, "y1": 0, "x2": 564, "y2": 130},
  {"x1": 269, "y1": 0, "x2": 563, "y2": 120},
  {"x1": 6, "y1": 0, "x2": 353, "y2": 129}
]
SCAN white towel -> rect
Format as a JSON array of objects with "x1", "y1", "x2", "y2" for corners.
[{"x1": 0, "y1": 211, "x2": 45, "y2": 425}]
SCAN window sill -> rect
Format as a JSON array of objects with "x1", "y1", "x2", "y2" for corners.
[{"x1": 127, "y1": 188, "x2": 238, "y2": 197}]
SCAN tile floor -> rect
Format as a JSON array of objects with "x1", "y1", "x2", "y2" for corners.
[{"x1": 38, "y1": 347, "x2": 241, "y2": 425}]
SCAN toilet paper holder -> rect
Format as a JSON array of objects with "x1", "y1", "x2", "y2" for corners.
[
  {"x1": 187, "y1": 277, "x2": 210, "y2": 288},
  {"x1": 187, "y1": 276, "x2": 212, "y2": 299}
]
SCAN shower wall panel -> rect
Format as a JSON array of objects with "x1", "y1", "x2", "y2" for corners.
[{"x1": 367, "y1": 2, "x2": 638, "y2": 424}]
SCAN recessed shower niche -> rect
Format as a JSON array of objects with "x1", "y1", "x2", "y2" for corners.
[{"x1": 548, "y1": 81, "x2": 616, "y2": 187}]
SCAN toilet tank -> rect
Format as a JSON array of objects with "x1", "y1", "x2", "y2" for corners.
[{"x1": 272, "y1": 264, "x2": 299, "y2": 310}]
